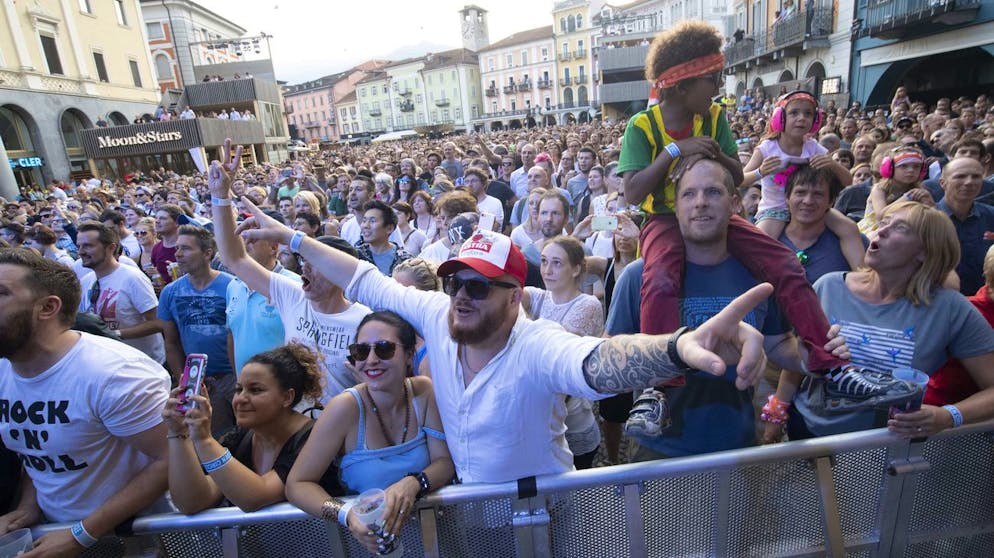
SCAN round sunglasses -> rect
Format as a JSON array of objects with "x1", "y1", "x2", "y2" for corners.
[{"x1": 348, "y1": 340, "x2": 398, "y2": 362}]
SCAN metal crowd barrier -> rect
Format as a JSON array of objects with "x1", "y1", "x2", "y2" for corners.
[{"x1": 34, "y1": 420, "x2": 994, "y2": 557}]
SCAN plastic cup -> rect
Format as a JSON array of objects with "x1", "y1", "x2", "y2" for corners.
[
  {"x1": 352, "y1": 488, "x2": 404, "y2": 556},
  {"x1": 889, "y1": 367, "x2": 929, "y2": 417},
  {"x1": 0, "y1": 528, "x2": 33, "y2": 558}
]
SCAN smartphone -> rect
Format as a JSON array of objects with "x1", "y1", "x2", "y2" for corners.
[
  {"x1": 479, "y1": 212, "x2": 497, "y2": 232},
  {"x1": 592, "y1": 215, "x2": 618, "y2": 231},
  {"x1": 280, "y1": 169, "x2": 293, "y2": 178},
  {"x1": 176, "y1": 354, "x2": 208, "y2": 414}
]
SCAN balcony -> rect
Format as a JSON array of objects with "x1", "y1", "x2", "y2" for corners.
[
  {"x1": 503, "y1": 85, "x2": 516, "y2": 94},
  {"x1": 485, "y1": 86, "x2": 498, "y2": 97},
  {"x1": 181, "y1": 77, "x2": 281, "y2": 108},
  {"x1": 573, "y1": 49, "x2": 587, "y2": 60},
  {"x1": 399, "y1": 100, "x2": 415, "y2": 113},
  {"x1": 517, "y1": 81, "x2": 532, "y2": 92},
  {"x1": 575, "y1": 75, "x2": 588, "y2": 85},
  {"x1": 435, "y1": 98, "x2": 450, "y2": 107},
  {"x1": 599, "y1": 81, "x2": 648, "y2": 105},
  {"x1": 558, "y1": 52, "x2": 571, "y2": 62},
  {"x1": 537, "y1": 79, "x2": 552, "y2": 89},
  {"x1": 305, "y1": 121, "x2": 320, "y2": 128},
  {"x1": 860, "y1": 0, "x2": 981, "y2": 39},
  {"x1": 599, "y1": 45, "x2": 650, "y2": 73},
  {"x1": 560, "y1": 77, "x2": 573, "y2": 86},
  {"x1": 369, "y1": 108, "x2": 382, "y2": 117},
  {"x1": 724, "y1": 7, "x2": 834, "y2": 72},
  {"x1": 397, "y1": 87, "x2": 412, "y2": 96},
  {"x1": 283, "y1": 104, "x2": 294, "y2": 115}
]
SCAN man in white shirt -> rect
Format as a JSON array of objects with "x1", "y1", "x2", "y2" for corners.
[
  {"x1": 100, "y1": 209, "x2": 140, "y2": 259},
  {"x1": 212, "y1": 139, "x2": 773, "y2": 483},
  {"x1": 76, "y1": 223, "x2": 164, "y2": 363},
  {"x1": 179, "y1": 106, "x2": 196, "y2": 119},
  {"x1": 0, "y1": 248, "x2": 169, "y2": 554},
  {"x1": 509, "y1": 143, "x2": 537, "y2": 198},
  {"x1": 463, "y1": 167, "x2": 504, "y2": 229}
]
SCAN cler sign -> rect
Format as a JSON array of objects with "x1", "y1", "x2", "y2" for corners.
[{"x1": 97, "y1": 131, "x2": 183, "y2": 148}]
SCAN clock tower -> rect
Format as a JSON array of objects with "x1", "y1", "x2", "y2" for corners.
[{"x1": 459, "y1": 5, "x2": 489, "y2": 52}]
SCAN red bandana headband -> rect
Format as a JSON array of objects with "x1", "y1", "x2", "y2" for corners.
[{"x1": 654, "y1": 53, "x2": 725, "y2": 89}]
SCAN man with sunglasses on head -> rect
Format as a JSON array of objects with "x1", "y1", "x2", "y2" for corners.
[
  {"x1": 211, "y1": 139, "x2": 780, "y2": 484},
  {"x1": 210, "y1": 142, "x2": 370, "y2": 406}
]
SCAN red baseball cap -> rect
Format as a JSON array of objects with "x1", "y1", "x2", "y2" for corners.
[{"x1": 437, "y1": 229, "x2": 527, "y2": 287}]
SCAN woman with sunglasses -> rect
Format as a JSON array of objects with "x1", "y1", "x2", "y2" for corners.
[
  {"x1": 286, "y1": 311, "x2": 453, "y2": 555},
  {"x1": 163, "y1": 343, "x2": 342, "y2": 514},
  {"x1": 131, "y1": 216, "x2": 163, "y2": 293},
  {"x1": 522, "y1": 236, "x2": 604, "y2": 469}
]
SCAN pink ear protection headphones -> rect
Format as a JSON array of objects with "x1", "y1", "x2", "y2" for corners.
[
  {"x1": 770, "y1": 91, "x2": 824, "y2": 134},
  {"x1": 880, "y1": 148, "x2": 928, "y2": 180}
]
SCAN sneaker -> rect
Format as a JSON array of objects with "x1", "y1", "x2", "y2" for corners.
[
  {"x1": 624, "y1": 388, "x2": 672, "y2": 437},
  {"x1": 821, "y1": 366, "x2": 921, "y2": 414}
]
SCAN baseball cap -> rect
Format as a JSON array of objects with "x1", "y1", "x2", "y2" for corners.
[
  {"x1": 437, "y1": 229, "x2": 527, "y2": 287},
  {"x1": 314, "y1": 235, "x2": 358, "y2": 259}
]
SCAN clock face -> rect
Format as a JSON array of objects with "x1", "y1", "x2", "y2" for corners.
[{"x1": 462, "y1": 21, "x2": 473, "y2": 39}]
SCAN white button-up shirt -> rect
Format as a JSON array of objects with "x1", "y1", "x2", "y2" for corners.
[{"x1": 347, "y1": 262, "x2": 605, "y2": 484}]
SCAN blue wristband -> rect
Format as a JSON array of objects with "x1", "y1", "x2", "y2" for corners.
[
  {"x1": 665, "y1": 142, "x2": 681, "y2": 159},
  {"x1": 71, "y1": 521, "x2": 99, "y2": 548},
  {"x1": 289, "y1": 230, "x2": 306, "y2": 252},
  {"x1": 201, "y1": 449, "x2": 232, "y2": 473},
  {"x1": 942, "y1": 404, "x2": 964, "y2": 428}
]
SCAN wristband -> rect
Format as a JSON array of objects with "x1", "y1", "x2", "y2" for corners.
[
  {"x1": 201, "y1": 449, "x2": 232, "y2": 473},
  {"x1": 667, "y1": 326, "x2": 694, "y2": 373},
  {"x1": 942, "y1": 404, "x2": 964, "y2": 428},
  {"x1": 211, "y1": 196, "x2": 233, "y2": 207},
  {"x1": 754, "y1": 169, "x2": 764, "y2": 181},
  {"x1": 664, "y1": 143, "x2": 681, "y2": 159},
  {"x1": 338, "y1": 500, "x2": 355, "y2": 526},
  {"x1": 761, "y1": 394, "x2": 791, "y2": 424},
  {"x1": 289, "y1": 230, "x2": 306, "y2": 252},
  {"x1": 71, "y1": 520, "x2": 99, "y2": 548},
  {"x1": 407, "y1": 471, "x2": 431, "y2": 499}
]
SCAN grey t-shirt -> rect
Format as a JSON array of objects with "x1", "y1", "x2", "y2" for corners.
[{"x1": 794, "y1": 272, "x2": 994, "y2": 435}]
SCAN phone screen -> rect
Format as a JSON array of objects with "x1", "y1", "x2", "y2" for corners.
[{"x1": 177, "y1": 354, "x2": 208, "y2": 414}]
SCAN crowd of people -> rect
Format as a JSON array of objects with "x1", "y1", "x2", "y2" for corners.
[{"x1": 1, "y1": 18, "x2": 994, "y2": 556}]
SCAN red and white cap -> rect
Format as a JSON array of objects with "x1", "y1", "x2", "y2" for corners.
[{"x1": 437, "y1": 229, "x2": 527, "y2": 287}]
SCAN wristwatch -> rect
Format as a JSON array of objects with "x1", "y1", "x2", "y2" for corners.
[
  {"x1": 406, "y1": 471, "x2": 430, "y2": 499},
  {"x1": 667, "y1": 326, "x2": 695, "y2": 373}
]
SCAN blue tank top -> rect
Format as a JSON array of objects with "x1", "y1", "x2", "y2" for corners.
[{"x1": 339, "y1": 380, "x2": 443, "y2": 494}]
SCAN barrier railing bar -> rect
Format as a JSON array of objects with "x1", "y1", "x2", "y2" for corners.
[
  {"x1": 622, "y1": 483, "x2": 647, "y2": 557},
  {"x1": 714, "y1": 470, "x2": 731, "y2": 557},
  {"x1": 888, "y1": 439, "x2": 928, "y2": 554},
  {"x1": 873, "y1": 442, "x2": 906, "y2": 557},
  {"x1": 906, "y1": 524, "x2": 994, "y2": 544},
  {"x1": 323, "y1": 518, "x2": 349, "y2": 558},
  {"x1": 220, "y1": 526, "x2": 238, "y2": 558},
  {"x1": 417, "y1": 507, "x2": 440, "y2": 558},
  {"x1": 813, "y1": 456, "x2": 845, "y2": 558}
]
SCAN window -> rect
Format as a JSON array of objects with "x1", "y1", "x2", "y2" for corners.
[
  {"x1": 416, "y1": 94, "x2": 422, "y2": 103},
  {"x1": 146, "y1": 22, "x2": 164, "y2": 40},
  {"x1": 577, "y1": 15, "x2": 583, "y2": 28},
  {"x1": 488, "y1": 57, "x2": 495, "y2": 72},
  {"x1": 427, "y1": 75, "x2": 432, "y2": 85},
  {"x1": 541, "y1": 47, "x2": 549, "y2": 59},
  {"x1": 92, "y1": 52, "x2": 109, "y2": 82},
  {"x1": 578, "y1": 40, "x2": 584, "y2": 52},
  {"x1": 341, "y1": 108, "x2": 347, "y2": 118},
  {"x1": 114, "y1": 0, "x2": 128, "y2": 25},
  {"x1": 129, "y1": 59, "x2": 142, "y2": 87},
  {"x1": 560, "y1": 17, "x2": 566, "y2": 32},
  {"x1": 350, "y1": 107, "x2": 356, "y2": 115},
  {"x1": 39, "y1": 35, "x2": 63, "y2": 75},
  {"x1": 579, "y1": 65, "x2": 585, "y2": 77},
  {"x1": 568, "y1": 16, "x2": 576, "y2": 32},
  {"x1": 360, "y1": 87, "x2": 367, "y2": 97},
  {"x1": 452, "y1": 70, "x2": 456, "y2": 80},
  {"x1": 521, "y1": 50, "x2": 528, "y2": 66},
  {"x1": 472, "y1": 105, "x2": 478, "y2": 118},
  {"x1": 78, "y1": 0, "x2": 91, "y2": 13},
  {"x1": 562, "y1": 42, "x2": 569, "y2": 56},
  {"x1": 505, "y1": 54, "x2": 512, "y2": 67},
  {"x1": 470, "y1": 85, "x2": 476, "y2": 96},
  {"x1": 455, "y1": 107, "x2": 462, "y2": 118},
  {"x1": 320, "y1": 96, "x2": 325, "y2": 106}
]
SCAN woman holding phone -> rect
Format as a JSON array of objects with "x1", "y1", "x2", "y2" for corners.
[
  {"x1": 286, "y1": 311, "x2": 453, "y2": 555},
  {"x1": 162, "y1": 343, "x2": 341, "y2": 513}
]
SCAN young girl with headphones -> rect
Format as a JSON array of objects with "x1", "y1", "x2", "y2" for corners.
[
  {"x1": 743, "y1": 91, "x2": 864, "y2": 269},
  {"x1": 858, "y1": 146, "x2": 929, "y2": 233}
]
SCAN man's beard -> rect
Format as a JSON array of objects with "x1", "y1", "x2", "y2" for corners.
[
  {"x1": 0, "y1": 308, "x2": 35, "y2": 359},
  {"x1": 448, "y1": 304, "x2": 502, "y2": 345}
]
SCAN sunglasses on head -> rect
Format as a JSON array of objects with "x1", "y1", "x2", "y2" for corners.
[
  {"x1": 347, "y1": 340, "x2": 397, "y2": 362},
  {"x1": 442, "y1": 275, "x2": 517, "y2": 300}
]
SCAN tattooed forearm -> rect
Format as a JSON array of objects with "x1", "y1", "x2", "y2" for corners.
[{"x1": 582, "y1": 334, "x2": 684, "y2": 393}]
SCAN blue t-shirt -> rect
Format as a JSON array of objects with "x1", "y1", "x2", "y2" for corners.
[
  {"x1": 226, "y1": 267, "x2": 300, "y2": 375},
  {"x1": 936, "y1": 200, "x2": 994, "y2": 296},
  {"x1": 778, "y1": 228, "x2": 868, "y2": 284},
  {"x1": 616, "y1": 257, "x2": 785, "y2": 457},
  {"x1": 158, "y1": 272, "x2": 235, "y2": 376}
]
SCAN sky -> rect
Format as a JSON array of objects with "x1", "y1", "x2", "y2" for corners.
[{"x1": 195, "y1": 0, "x2": 555, "y2": 85}]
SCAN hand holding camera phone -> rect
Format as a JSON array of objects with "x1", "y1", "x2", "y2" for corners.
[
  {"x1": 176, "y1": 354, "x2": 208, "y2": 414},
  {"x1": 591, "y1": 215, "x2": 618, "y2": 231}
]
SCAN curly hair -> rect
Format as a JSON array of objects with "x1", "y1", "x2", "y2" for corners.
[
  {"x1": 245, "y1": 342, "x2": 324, "y2": 406},
  {"x1": 644, "y1": 21, "x2": 724, "y2": 84}
]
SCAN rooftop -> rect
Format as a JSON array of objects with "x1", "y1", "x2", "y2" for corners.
[{"x1": 478, "y1": 25, "x2": 555, "y2": 52}]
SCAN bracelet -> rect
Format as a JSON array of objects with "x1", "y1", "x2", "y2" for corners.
[
  {"x1": 943, "y1": 404, "x2": 964, "y2": 428},
  {"x1": 211, "y1": 196, "x2": 233, "y2": 207},
  {"x1": 407, "y1": 471, "x2": 431, "y2": 499},
  {"x1": 71, "y1": 520, "x2": 99, "y2": 548},
  {"x1": 321, "y1": 499, "x2": 341, "y2": 521},
  {"x1": 754, "y1": 169, "x2": 764, "y2": 181},
  {"x1": 666, "y1": 326, "x2": 694, "y2": 374},
  {"x1": 337, "y1": 500, "x2": 354, "y2": 526},
  {"x1": 664, "y1": 142, "x2": 681, "y2": 159},
  {"x1": 761, "y1": 394, "x2": 791, "y2": 424},
  {"x1": 201, "y1": 449, "x2": 232, "y2": 473},
  {"x1": 288, "y1": 230, "x2": 306, "y2": 252},
  {"x1": 166, "y1": 432, "x2": 188, "y2": 440}
]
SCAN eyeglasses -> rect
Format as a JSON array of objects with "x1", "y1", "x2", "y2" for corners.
[
  {"x1": 347, "y1": 340, "x2": 398, "y2": 362},
  {"x1": 134, "y1": 230, "x2": 149, "y2": 237},
  {"x1": 501, "y1": 161, "x2": 514, "y2": 166},
  {"x1": 442, "y1": 275, "x2": 517, "y2": 300}
]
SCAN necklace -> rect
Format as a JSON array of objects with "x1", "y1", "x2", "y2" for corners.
[{"x1": 367, "y1": 380, "x2": 410, "y2": 446}]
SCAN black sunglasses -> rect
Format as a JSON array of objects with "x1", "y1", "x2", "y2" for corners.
[
  {"x1": 442, "y1": 275, "x2": 517, "y2": 300},
  {"x1": 348, "y1": 340, "x2": 397, "y2": 362}
]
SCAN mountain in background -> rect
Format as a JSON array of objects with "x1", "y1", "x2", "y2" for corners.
[{"x1": 381, "y1": 40, "x2": 461, "y2": 61}]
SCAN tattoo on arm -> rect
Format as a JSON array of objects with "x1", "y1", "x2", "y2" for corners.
[{"x1": 582, "y1": 334, "x2": 683, "y2": 393}]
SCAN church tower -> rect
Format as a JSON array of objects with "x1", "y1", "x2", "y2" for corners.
[{"x1": 459, "y1": 5, "x2": 489, "y2": 52}]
